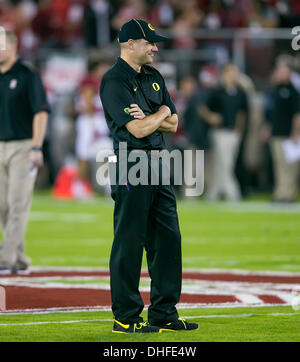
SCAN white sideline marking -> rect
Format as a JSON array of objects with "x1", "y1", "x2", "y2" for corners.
[
  {"x1": 180, "y1": 200, "x2": 300, "y2": 214},
  {"x1": 183, "y1": 312, "x2": 297, "y2": 319},
  {"x1": 275, "y1": 293, "x2": 295, "y2": 304},
  {"x1": 0, "y1": 303, "x2": 290, "y2": 316},
  {"x1": 234, "y1": 294, "x2": 264, "y2": 304},
  {"x1": 0, "y1": 312, "x2": 297, "y2": 327},
  {"x1": 0, "y1": 306, "x2": 112, "y2": 315},
  {"x1": 27, "y1": 266, "x2": 300, "y2": 277},
  {"x1": 0, "y1": 319, "x2": 108, "y2": 326},
  {"x1": 30, "y1": 212, "x2": 98, "y2": 222},
  {"x1": 29, "y1": 266, "x2": 110, "y2": 272},
  {"x1": 1, "y1": 267, "x2": 299, "y2": 315},
  {"x1": 0, "y1": 279, "x2": 298, "y2": 303},
  {"x1": 0, "y1": 281, "x2": 112, "y2": 290}
]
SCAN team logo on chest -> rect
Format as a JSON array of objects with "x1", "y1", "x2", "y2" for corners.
[
  {"x1": 152, "y1": 82, "x2": 160, "y2": 91},
  {"x1": 9, "y1": 79, "x2": 17, "y2": 89}
]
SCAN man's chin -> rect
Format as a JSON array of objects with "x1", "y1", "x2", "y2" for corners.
[{"x1": 144, "y1": 56, "x2": 154, "y2": 65}]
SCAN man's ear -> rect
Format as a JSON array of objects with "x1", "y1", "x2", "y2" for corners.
[{"x1": 127, "y1": 39, "x2": 135, "y2": 50}]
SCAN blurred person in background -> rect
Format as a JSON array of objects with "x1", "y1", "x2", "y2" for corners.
[
  {"x1": 166, "y1": 75, "x2": 198, "y2": 196},
  {"x1": 84, "y1": 0, "x2": 111, "y2": 48},
  {"x1": 183, "y1": 64, "x2": 218, "y2": 193},
  {"x1": 237, "y1": 71, "x2": 264, "y2": 196},
  {"x1": 75, "y1": 60, "x2": 112, "y2": 196},
  {"x1": 111, "y1": 0, "x2": 148, "y2": 33},
  {"x1": 200, "y1": 64, "x2": 248, "y2": 201},
  {"x1": 184, "y1": 64, "x2": 218, "y2": 152},
  {"x1": 261, "y1": 62, "x2": 300, "y2": 203},
  {"x1": 31, "y1": 0, "x2": 85, "y2": 50},
  {"x1": 0, "y1": 0, "x2": 39, "y2": 56},
  {"x1": 149, "y1": 0, "x2": 176, "y2": 30},
  {"x1": 171, "y1": 0, "x2": 203, "y2": 50},
  {"x1": 0, "y1": 30, "x2": 50, "y2": 273},
  {"x1": 169, "y1": 75, "x2": 198, "y2": 150},
  {"x1": 275, "y1": 54, "x2": 300, "y2": 94}
]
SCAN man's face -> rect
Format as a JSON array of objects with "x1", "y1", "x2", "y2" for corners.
[
  {"x1": 274, "y1": 63, "x2": 291, "y2": 84},
  {"x1": 132, "y1": 39, "x2": 158, "y2": 65},
  {"x1": 222, "y1": 65, "x2": 239, "y2": 85},
  {"x1": 0, "y1": 36, "x2": 16, "y2": 65}
]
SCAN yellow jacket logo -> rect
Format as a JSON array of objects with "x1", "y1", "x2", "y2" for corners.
[
  {"x1": 124, "y1": 107, "x2": 130, "y2": 114},
  {"x1": 152, "y1": 82, "x2": 160, "y2": 91}
]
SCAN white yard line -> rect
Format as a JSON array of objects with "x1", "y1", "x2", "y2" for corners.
[
  {"x1": 1, "y1": 279, "x2": 298, "y2": 298},
  {"x1": 0, "y1": 303, "x2": 291, "y2": 316},
  {"x1": 30, "y1": 212, "x2": 98, "y2": 222},
  {"x1": 234, "y1": 294, "x2": 264, "y2": 304},
  {"x1": 0, "y1": 281, "x2": 112, "y2": 290},
  {"x1": 1, "y1": 267, "x2": 299, "y2": 315},
  {"x1": 0, "y1": 305, "x2": 113, "y2": 315},
  {"x1": 23, "y1": 266, "x2": 300, "y2": 276},
  {"x1": 0, "y1": 312, "x2": 297, "y2": 327}
]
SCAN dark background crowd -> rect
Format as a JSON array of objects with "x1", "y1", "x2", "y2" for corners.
[
  {"x1": 1, "y1": 0, "x2": 300, "y2": 201},
  {"x1": 1, "y1": 0, "x2": 300, "y2": 51}
]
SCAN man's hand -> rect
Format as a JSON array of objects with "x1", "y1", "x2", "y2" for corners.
[
  {"x1": 209, "y1": 112, "x2": 222, "y2": 126},
  {"x1": 129, "y1": 104, "x2": 146, "y2": 119},
  {"x1": 159, "y1": 105, "x2": 171, "y2": 118},
  {"x1": 198, "y1": 105, "x2": 222, "y2": 126},
  {"x1": 290, "y1": 133, "x2": 300, "y2": 144},
  {"x1": 291, "y1": 114, "x2": 300, "y2": 144},
  {"x1": 29, "y1": 150, "x2": 43, "y2": 169},
  {"x1": 260, "y1": 124, "x2": 271, "y2": 143},
  {"x1": 125, "y1": 104, "x2": 172, "y2": 139},
  {"x1": 158, "y1": 114, "x2": 178, "y2": 133}
]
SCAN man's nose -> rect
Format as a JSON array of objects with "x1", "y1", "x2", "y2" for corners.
[{"x1": 152, "y1": 44, "x2": 158, "y2": 52}]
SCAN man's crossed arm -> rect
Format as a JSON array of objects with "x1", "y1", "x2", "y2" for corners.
[{"x1": 125, "y1": 104, "x2": 178, "y2": 138}]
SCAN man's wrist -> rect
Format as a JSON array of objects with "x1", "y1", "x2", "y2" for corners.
[{"x1": 31, "y1": 146, "x2": 42, "y2": 151}]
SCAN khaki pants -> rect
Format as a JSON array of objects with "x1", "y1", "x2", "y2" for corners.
[
  {"x1": 0, "y1": 140, "x2": 36, "y2": 268},
  {"x1": 207, "y1": 129, "x2": 241, "y2": 201},
  {"x1": 271, "y1": 137, "x2": 299, "y2": 202}
]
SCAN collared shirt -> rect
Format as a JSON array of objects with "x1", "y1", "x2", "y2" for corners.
[
  {"x1": 100, "y1": 57, "x2": 176, "y2": 151},
  {"x1": 266, "y1": 82, "x2": 300, "y2": 137},
  {"x1": 206, "y1": 85, "x2": 248, "y2": 130},
  {"x1": 0, "y1": 59, "x2": 50, "y2": 141}
]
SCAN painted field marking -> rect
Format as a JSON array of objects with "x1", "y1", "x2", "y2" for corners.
[
  {"x1": 1, "y1": 268, "x2": 300, "y2": 314},
  {"x1": 26, "y1": 266, "x2": 300, "y2": 277},
  {"x1": 29, "y1": 212, "x2": 98, "y2": 222},
  {"x1": 0, "y1": 312, "x2": 297, "y2": 327},
  {"x1": 0, "y1": 303, "x2": 291, "y2": 316},
  {"x1": 182, "y1": 200, "x2": 300, "y2": 213},
  {"x1": 0, "y1": 279, "x2": 297, "y2": 307},
  {"x1": 0, "y1": 277, "x2": 298, "y2": 304},
  {"x1": 0, "y1": 287, "x2": 5, "y2": 311}
]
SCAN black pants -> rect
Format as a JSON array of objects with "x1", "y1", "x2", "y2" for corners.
[{"x1": 109, "y1": 153, "x2": 182, "y2": 325}]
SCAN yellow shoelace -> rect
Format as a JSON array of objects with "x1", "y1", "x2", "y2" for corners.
[{"x1": 134, "y1": 321, "x2": 148, "y2": 330}]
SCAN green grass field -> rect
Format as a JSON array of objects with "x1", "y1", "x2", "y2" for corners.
[
  {"x1": 25, "y1": 193, "x2": 300, "y2": 271},
  {"x1": 1, "y1": 306, "x2": 299, "y2": 342},
  {"x1": 0, "y1": 192, "x2": 300, "y2": 342}
]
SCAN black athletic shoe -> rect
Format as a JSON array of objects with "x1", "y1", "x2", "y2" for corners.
[
  {"x1": 154, "y1": 318, "x2": 198, "y2": 331},
  {"x1": 112, "y1": 320, "x2": 161, "y2": 334},
  {"x1": 11, "y1": 264, "x2": 30, "y2": 275},
  {"x1": 0, "y1": 264, "x2": 12, "y2": 275}
]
